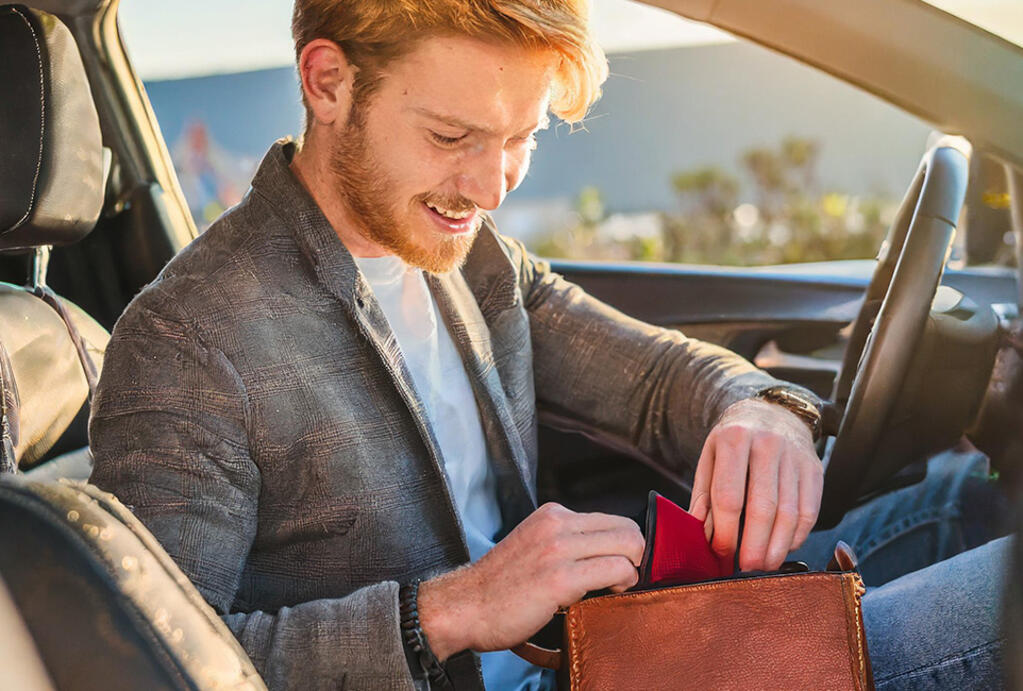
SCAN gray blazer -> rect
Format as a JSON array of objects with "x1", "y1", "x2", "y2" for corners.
[{"x1": 89, "y1": 140, "x2": 783, "y2": 690}]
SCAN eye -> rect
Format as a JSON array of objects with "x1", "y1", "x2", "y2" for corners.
[{"x1": 430, "y1": 130, "x2": 468, "y2": 147}]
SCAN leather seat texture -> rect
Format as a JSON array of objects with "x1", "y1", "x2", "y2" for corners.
[{"x1": 0, "y1": 477, "x2": 265, "y2": 690}]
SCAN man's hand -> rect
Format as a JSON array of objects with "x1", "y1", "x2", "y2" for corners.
[
  {"x1": 688, "y1": 398, "x2": 822, "y2": 573},
  {"x1": 417, "y1": 502, "x2": 645, "y2": 660}
]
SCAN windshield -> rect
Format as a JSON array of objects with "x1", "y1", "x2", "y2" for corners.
[{"x1": 922, "y1": 0, "x2": 1023, "y2": 48}]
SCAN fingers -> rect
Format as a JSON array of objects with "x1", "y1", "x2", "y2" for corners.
[
  {"x1": 688, "y1": 435, "x2": 715, "y2": 521},
  {"x1": 533, "y1": 502, "x2": 641, "y2": 535},
  {"x1": 565, "y1": 525, "x2": 646, "y2": 567},
  {"x1": 572, "y1": 509, "x2": 645, "y2": 536},
  {"x1": 529, "y1": 503, "x2": 645, "y2": 566},
  {"x1": 708, "y1": 427, "x2": 752, "y2": 562},
  {"x1": 764, "y1": 451, "x2": 800, "y2": 569},
  {"x1": 792, "y1": 458, "x2": 823, "y2": 548},
  {"x1": 699, "y1": 399, "x2": 826, "y2": 573},
  {"x1": 703, "y1": 506, "x2": 715, "y2": 543},
  {"x1": 737, "y1": 435, "x2": 782, "y2": 571},
  {"x1": 690, "y1": 435, "x2": 715, "y2": 540},
  {"x1": 574, "y1": 555, "x2": 640, "y2": 594}
]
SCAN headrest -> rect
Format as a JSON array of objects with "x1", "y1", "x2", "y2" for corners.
[{"x1": 0, "y1": 5, "x2": 104, "y2": 251}]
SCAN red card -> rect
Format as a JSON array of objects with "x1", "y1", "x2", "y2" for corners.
[{"x1": 643, "y1": 492, "x2": 733, "y2": 585}]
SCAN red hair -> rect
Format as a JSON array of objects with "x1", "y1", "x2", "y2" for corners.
[{"x1": 292, "y1": 0, "x2": 607, "y2": 124}]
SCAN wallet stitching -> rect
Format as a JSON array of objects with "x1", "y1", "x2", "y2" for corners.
[
  {"x1": 840, "y1": 576, "x2": 860, "y2": 689},
  {"x1": 569, "y1": 609, "x2": 582, "y2": 688},
  {"x1": 851, "y1": 575, "x2": 868, "y2": 690}
]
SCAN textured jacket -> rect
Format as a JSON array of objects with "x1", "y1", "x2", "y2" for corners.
[{"x1": 89, "y1": 140, "x2": 783, "y2": 690}]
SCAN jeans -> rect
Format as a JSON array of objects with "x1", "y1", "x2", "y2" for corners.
[{"x1": 791, "y1": 450, "x2": 1014, "y2": 690}]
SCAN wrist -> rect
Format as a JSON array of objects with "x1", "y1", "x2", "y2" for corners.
[
  {"x1": 753, "y1": 385, "x2": 825, "y2": 441},
  {"x1": 399, "y1": 580, "x2": 454, "y2": 686},
  {"x1": 417, "y1": 570, "x2": 477, "y2": 661}
]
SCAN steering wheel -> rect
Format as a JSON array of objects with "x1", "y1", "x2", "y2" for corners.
[{"x1": 817, "y1": 138, "x2": 971, "y2": 528}]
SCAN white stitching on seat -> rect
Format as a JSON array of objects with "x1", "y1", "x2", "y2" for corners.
[{"x1": 6, "y1": 7, "x2": 46, "y2": 233}]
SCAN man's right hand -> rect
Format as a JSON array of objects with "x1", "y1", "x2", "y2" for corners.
[{"x1": 417, "y1": 502, "x2": 645, "y2": 660}]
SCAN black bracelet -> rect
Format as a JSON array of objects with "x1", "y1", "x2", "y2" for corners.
[{"x1": 398, "y1": 580, "x2": 452, "y2": 688}]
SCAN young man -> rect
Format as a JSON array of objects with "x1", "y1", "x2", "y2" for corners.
[{"x1": 90, "y1": 1, "x2": 1010, "y2": 689}]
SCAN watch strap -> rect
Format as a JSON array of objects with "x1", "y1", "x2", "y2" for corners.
[{"x1": 754, "y1": 385, "x2": 825, "y2": 442}]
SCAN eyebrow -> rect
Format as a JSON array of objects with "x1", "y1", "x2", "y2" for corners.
[{"x1": 411, "y1": 106, "x2": 550, "y2": 137}]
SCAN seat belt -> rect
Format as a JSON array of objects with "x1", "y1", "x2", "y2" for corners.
[
  {"x1": 28, "y1": 247, "x2": 99, "y2": 396},
  {"x1": 0, "y1": 339, "x2": 18, "y2": 474}
]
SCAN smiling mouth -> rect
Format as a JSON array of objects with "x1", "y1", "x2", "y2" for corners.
[{"x1": 422, "y1": 201, "x2": 479, "y2": 234}]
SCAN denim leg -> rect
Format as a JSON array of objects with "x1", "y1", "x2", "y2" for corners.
[
  {"x1": 861, "y1": 536, "x2": 1012, "y2": 690},
  {"x1": 790, "y1": 450, "x2": 1011, "y2": 586}
]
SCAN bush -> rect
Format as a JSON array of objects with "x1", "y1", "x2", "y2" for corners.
[{"x1": 531, "y1": 136, "x2": 896, "y2": 266}]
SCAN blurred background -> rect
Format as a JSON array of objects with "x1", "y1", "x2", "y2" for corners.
[{"x1": 118, "y1": 0, "x2": 1021, "y2": 268}]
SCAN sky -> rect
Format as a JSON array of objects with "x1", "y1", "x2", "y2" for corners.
[{"x1": 118, "y1": 0, "x2": 1023, "y2": 82}]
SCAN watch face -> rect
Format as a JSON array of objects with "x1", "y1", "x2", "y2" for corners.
[{"x1": 758, "y1": 387, "x2": 823, "y2": 440}]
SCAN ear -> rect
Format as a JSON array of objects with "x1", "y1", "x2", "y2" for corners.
[{"x1": 298, "y1": 38, "x2": 357, "y2": 127}]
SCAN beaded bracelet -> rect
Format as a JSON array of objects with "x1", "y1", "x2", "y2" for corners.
[{"x1": 399, "y1": 580, "x2": 453, "y2": 688}]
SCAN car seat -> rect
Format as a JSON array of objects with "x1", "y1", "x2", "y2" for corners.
[
  {"x1": 0, "y1": 6, "x2": 266, "y2": 689},
  {"x1": 0, "y1": 0, "x2": 108, "y2": 481}
]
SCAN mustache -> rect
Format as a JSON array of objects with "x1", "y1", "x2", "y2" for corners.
[{"x1": 417, "y1": 193, "x2": 477, "y2": 214}]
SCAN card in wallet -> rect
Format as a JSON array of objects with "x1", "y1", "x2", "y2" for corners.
[{"x1": 637, "y1": 490, "x2": 733, "y2": 586}]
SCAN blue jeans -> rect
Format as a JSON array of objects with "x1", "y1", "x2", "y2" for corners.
[{"x1": 791, "y1": 450, "x2": 1014, "y2": 689}]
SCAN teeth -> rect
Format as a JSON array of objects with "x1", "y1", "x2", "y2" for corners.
[{"x1": 427, "y1": 202, "x2": 473, "y2": 220}]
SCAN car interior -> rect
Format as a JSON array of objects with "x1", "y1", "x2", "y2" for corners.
[{"x1": 0, "y1": 1, "x2": 1021, "y2": 689}]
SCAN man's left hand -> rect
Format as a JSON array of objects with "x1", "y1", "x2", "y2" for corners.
[{"x1": 688, "y1": 398, "x2": 823, "y2": 572}]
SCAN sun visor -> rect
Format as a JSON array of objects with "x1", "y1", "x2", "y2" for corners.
[{"x1": 0, "y1": 5, "x2": 104, "y2": 251}]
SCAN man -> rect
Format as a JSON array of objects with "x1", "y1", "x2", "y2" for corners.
[{"x1": 90, "y1": 1, "x2": 1010, "y2": 689}]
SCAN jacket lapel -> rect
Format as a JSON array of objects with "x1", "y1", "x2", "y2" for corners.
[
  {"x1": 250, "y1": 139, "x2": 470, "y2": 561},
  {"x1": 428, "y1": 271, "x2": 537, "y2": 528}
]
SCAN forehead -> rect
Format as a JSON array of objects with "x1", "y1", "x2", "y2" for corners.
[{"x1": 379, "y1": 34, "x2": 558, "y2": 131}]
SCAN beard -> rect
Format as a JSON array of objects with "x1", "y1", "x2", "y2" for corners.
[{"x1": 328, "y1": 104, "x2": 479, "y2": 274}]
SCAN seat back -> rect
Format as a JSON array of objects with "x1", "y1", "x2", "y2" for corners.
[
  {"x1": 0, "y1": 283, "x2": 107, "y2": 471},
  {"x1": 0, "y1": 477, "x2": 266, "y2": 691},
  {"x1": 0, "y1": 3, "x2": 110, "y2": 476}
]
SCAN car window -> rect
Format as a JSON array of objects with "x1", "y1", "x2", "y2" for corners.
[
  {"x1": 118, "y1": 1, "x2": 1015, "y2": 269},
  {"x1": 921, "y1": 0, "x2": 1023, "y2": 49}
]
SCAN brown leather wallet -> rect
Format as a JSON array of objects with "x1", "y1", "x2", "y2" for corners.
[{"x1": 514, "y1": 542, "x2": 874, "y2": 690}]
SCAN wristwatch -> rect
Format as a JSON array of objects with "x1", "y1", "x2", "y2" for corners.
[{"x1": 754, "y1": 385, "x2": 825, "y2": 442}]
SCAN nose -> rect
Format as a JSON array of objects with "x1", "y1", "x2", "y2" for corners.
[{"x1": 457, "y1": 144, "x2": 524, "y2": 211}]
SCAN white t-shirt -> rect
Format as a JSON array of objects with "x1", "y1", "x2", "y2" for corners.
[{"x1": 354, "y1": 255, "x2": 550, "y2": 690}]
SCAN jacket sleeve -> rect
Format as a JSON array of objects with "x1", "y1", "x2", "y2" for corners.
[
  {"x1": 88, "y1": 291, "x2": 415, "y2": 691},
  {"x1": 504, "y1": 238, "x2": 789, "y2": 475}
]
